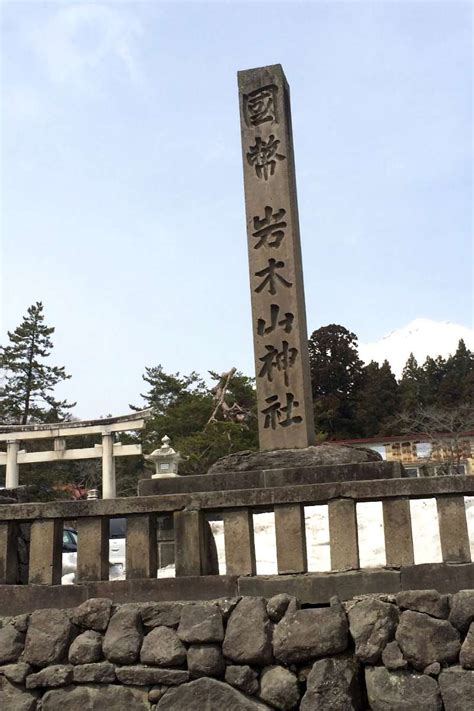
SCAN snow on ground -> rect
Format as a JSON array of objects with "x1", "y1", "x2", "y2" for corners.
[{"x1": 62, "y1": 497, "x2": 474, "y2": 583}]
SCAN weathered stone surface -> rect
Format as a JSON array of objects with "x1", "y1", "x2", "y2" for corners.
[
  {"x1": 223, "y1": 597, "x2": 273, "y2": 665},
  {"x1": 382, "y1": 641, "x2": 407, "y2": 670},
  {"x1": 116, "y1": 665, "x2": 189, "y2": 686},
  {"x1": 348, "y1": 599, "x2": 398, "y2": 663},
  {"x1": 259, "y1": 665, "x2": 300, "y2": 711},
  {"x1": 187, "y1": 643, "x2": 225, "y2": 678},
  {"x1": 449, "y1": 590, "x2": 474, "y2": 633},
  {"x1": 12, "y1": 614, "x2": 30, "y2": 633},
  {"x1": 423, "y1": 662, "x2": 441, "y2": 676},
  {"x1": 68, "y1": 630, "x2": 103, "y2": 665},
  {"x1": 42, "y1": 684, "x2": 149, "y2": 710},
  {"x1": 273, "y1": 604, "x2": 348, "y2": 664},
  {"x1": 396, "y1": 590, "x2": 449, "y2": 619},
  {"x1": 71, "y1": 598, "x2": 112, "y2": 632},
  {"x1": 72, "y1": 661, "x2": 115, "y2": 683},
  {"x1": 0, "y1": 622, "x2": 25, "y2": 664},
  {"x1": 140, "y1": 626, "x2": 187, "y2": 667},
  {"x1": 208, "y1": 443, "x2": 381, "y2": 474},
  {"x1": 24, "y1": 609, "x2": 74, "y2": 668},
  {"x1": 148, "y1": 685, "x2": 167, "y2": 703},
  {"x1": 0, "y1": 661, "x2": 32, "y2": 684},
  {"x1": 177, "y1": 603, "x2": 224, "y2": 643},
  {"x1": 102, "y1": 606, "x2": 142, "y2": 665},
  {"x1": 396, "y1": 610, "x2": 461, "y2": 670},
  {"x1": 439, "y1": 666, "x2": 474, "y2": 710},
  {"x1": 267, "y1": 594, "x2": 298, "y2": 622},
  {"x1": 460, "y1": 622, "x2": 474, "y2": 669},
  {"x1": 365, "y1": 666, "x2": 442, "y2": 710},
  {"x1": 141, "y1": 602, "x2": 183, "y2": 629},
  {"x1": 26, "y1": 664, "x2": 73, "y2": 689},
  {"x1": 156, "y1": 677, "x2": 272, "y2": 710},
  {"x1": 215, "y1": 596, "x2": 241, "y2": 620},
  {"x1": 0, "y1": 675, "x2": 38, "y2": 711},
  {"x1": 225, "y1": 664, "x2": 259, "y2": 695},
  {"x1": 300, "y1": 656, "x2": 361, "y2": 711}
]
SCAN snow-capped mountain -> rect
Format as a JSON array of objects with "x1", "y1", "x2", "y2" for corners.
[{"x1": 359, "y1": 318, "x2": 474, "y2": 379}]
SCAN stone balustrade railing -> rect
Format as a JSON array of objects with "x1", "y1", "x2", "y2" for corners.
[{"x1": 0, "y1": 475, "x2": 473, "y2": 611}]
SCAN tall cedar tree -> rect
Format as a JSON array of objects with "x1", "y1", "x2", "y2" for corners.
[
  {"x1": 308, "y1": 324, "x2": 363, "y2": 438},
  {"x1": 354, "y1": 359, "x2": 400, "y2": 436},
  {"x1": 0, "y1": 302, "x2": 75, "y2": 424},
  {"x1": 399, "y1": 353, "x2": 422, "y2": 412}
]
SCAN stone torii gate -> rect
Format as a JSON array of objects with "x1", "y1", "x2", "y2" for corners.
[{"x1": 0, "y1": 409, "x2": 151, "y2": 499}]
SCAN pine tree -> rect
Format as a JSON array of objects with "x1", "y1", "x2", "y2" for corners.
[
  {"x1": 438, "y1": 339, "x2": 474, "y2": 408},
  {"x1": 0, "y1": 302, "x2": 75, "y2": 424}
]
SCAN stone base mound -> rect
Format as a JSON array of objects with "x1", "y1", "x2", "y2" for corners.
[{"x1": 207, "y1": 442, "x2": 381, "y2": 475}]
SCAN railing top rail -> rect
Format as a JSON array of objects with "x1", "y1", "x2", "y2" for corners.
[
  {"x1": 0, "y1": 475, "x2": 473, "y2": 522},
  {"x1": 0, "y1": 409, "x2": 153, "y2": 442}
]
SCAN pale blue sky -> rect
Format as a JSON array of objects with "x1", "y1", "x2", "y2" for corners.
[{"x1": 1, "y1": 0, "x2": 472, "y2": 418}]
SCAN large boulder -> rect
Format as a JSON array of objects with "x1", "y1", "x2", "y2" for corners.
[
  {"x1": 156, "y1": 677, "x2": 272, "y2": 710},
  {"x1": 72, "y1": 662, "x2": 116, "y2": 684},
  {"x1": 0, "y1": 623, "x2": 25, "y2": 664},
  {"x1": 460, "y1": 622, "x2": 474, "y2": 669},
  {"x1": 267, "y1": 594, "x2": 298, "y2": 623},
  {"x1": 187, "y1": 643, "x2": 226, "y2": 678},
  {"x1": 381, "y1": 641, "x2": 407, "y2": 671},
  {"x1": 177, "y1": 604, "x2": 224, "y2": 644},
  {"x1": 26, "y1": 665, "x2": 73, "y2": 689},
  {"x1": 208, "y1": 443, "x2": 381, "y2": 474},
  {"x1": 42, "y1": 684, "x2": 149, "y2": 710},
  {"x1": 103, "y1": 606, "x2": 142, "y2": 665},
  {"x1": 71, "y1": 599, "x2": 112, "y2": 632},
  {"x1": 396, "y1": 610, "x2": 461, "y2": 671},
  {"x1": 225, "y1": 665, "x2": 259, "y2": 695},
  {"x1": 141, "y1": 602, "x2": 183, "y2": 630},
  {"x1": 223, "y1": 597, "x2": 273, "y2": 665},
  {"x1": 365, "y1": 667, "x2": 442, "y2": 710},
  {"x1": 396, "y1": 590, "x2": 449, "y2": 619},
  {"x1": 259, "y1": 665, "x2": 300, "y2": 711},
  {"x1": 140, "y1": 626, "x2": 186, "y2": 667},
  {"x1": 68, "y1": 630, "x2": 103, "y2": 665},
  {"x1": 273, "y1": 602, "x2": 348, "y2": 664},
  {"x1": 115, "y1": 665, "x2": 189, "y2": 686},
  {"x1": 348, "y1": 599, "x2": 398, "y2": 664},
  {"x1": 449, "y1": 590, "x2": 474, "y2": 633},
  {"x1": 438, "y1": 666, "x2": 474, "y2": 710},
  {"x1": 0, "y1": 661, "x2": 32, "y2": 684},
  {"x1": 0, "y1": 676, "x2": 38, "y2": 711},
  {"x1": 300, "y1": 656, "x2": 361, "y2": 711},
  {"x1": 23, "y1": 609, "x2": 74, "y2": 668}
]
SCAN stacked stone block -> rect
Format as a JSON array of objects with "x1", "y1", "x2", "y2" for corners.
[{"x1": 0, "y1": 590, "x2": 473, "y2": 709}]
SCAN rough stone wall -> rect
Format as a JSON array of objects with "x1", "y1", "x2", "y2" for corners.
[{"x1": 0, "y1": 590, "x2": 473, "y2": 710}]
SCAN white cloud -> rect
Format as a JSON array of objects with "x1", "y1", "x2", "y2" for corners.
[{"x1": 27, "y1": 3, "x2": 144, "y2": 87}]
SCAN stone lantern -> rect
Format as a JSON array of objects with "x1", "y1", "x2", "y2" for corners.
[{"x1": 145, "y1": 435, "x2": 182, "y2": 478}]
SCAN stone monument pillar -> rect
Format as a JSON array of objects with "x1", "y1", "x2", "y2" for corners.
[{"x1": 238, "y1": 64, "x2": 315, "y2": 451}]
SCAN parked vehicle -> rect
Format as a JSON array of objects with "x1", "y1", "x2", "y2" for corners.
[{"x1": 61, "y1": 520, "x2": 126, "y2": 583}]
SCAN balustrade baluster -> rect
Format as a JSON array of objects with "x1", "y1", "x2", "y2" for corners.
[
  {"x1": 77, "y1": 517, "x2": 109, "y2": 582},
  {"x1": 223, "y1": 508, "x2": 256, "y2": 576},
  {"x1": 437, "y1": 495, "x2": 471, "y2": 564},
  {"x1": 126, "y1": 514, "x2": 157, "y2": 579},
  {"x1": 0, "y1": 521, "x2": 18, "y2": 584},
  {"x1": 275, "y1": 504, "x2": 307, "y2": 574},
  {"x1": 29, "y1": 520, "x2": 62, "y2": 585},
  {"x1": 174, "y1": 510, "x2": 208, "y2": 576},
  {"x1": 382, "y1": 498, "x2": 414, "y2": 567},
  {"x1": 328, "y1": 498, "x2": 359, "y2": 571}
]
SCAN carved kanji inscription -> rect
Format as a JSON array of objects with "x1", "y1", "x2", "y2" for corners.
[{"x1": 239, "y1": 64, "x2": 315, "y2": 449}]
